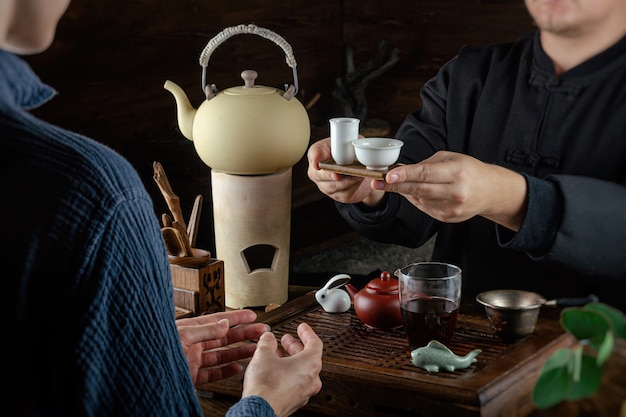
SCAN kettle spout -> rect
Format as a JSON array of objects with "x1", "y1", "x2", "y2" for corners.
[{"x1": 164, "y1": 80, "x2": 196, "y2": 141}]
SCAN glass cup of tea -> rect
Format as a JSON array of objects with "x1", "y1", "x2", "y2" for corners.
[{"x1": 396, "y1": 262, "x2": 462, "y2": 350}]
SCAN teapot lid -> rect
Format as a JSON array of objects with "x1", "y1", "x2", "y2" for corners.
[
  {"x1": 222, "y1": 69, "x2": 277, "y2": 96},
  {"x1": 225, "y1": 86, "x2": 276, "y2": 96},
  {"x1": 365, "y1": 271, "x2": 398, "y2": 294}
]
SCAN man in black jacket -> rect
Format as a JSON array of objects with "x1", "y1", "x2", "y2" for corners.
[{"x1": 307, "y1": 0, "x2": 626, "y2": 311}]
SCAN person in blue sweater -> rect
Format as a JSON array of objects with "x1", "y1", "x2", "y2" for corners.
[
  {"x1": 308, "y1": 0, "x2": 626, "y2": 311},
  {"x1": 1, "y1": 1, "x2": 323, "y2": 416}
]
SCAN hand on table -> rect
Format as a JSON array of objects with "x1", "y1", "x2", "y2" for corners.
[{"x1": 176, "y1": 309, "x2": 269, "y2": 385}]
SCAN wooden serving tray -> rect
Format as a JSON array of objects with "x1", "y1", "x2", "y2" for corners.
[
  {"x1": 198, "y1": 292, "x2": 572, "y2": 417},
  {"x1": 319, "y1": 159, "x2": 400, "y2": 179}
]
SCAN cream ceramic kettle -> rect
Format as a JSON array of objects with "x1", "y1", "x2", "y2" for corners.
[{"x1": 164, "y1": 24, "x2": 310, "y2": 175}]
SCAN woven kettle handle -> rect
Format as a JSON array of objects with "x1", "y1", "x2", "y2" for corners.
[{"x1": 199, "y1": 24, "x2": 299, "y2": 98}]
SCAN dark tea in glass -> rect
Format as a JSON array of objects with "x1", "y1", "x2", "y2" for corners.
[
  {"x1": 396, "y1": 262, "x2": 462, "y2": 351},
  {"x1": 401, "y1": 296, "x2": 459, "y2": 350}
]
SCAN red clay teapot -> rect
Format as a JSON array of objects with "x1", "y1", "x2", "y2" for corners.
[{"x1": 345, "y1": 271, "x2": 402, "y2": 329}]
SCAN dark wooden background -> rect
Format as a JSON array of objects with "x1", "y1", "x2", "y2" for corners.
[{"x1": 25, "y1": 0, "x2": 533, "y2": 254}]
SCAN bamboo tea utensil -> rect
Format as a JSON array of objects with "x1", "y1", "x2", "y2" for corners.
[
  {"x1": 167, "y1": 248, "x2": 212, "y2": 267},
  {"x1": 162, "y1": 213, "x2": 173, "y2": 228},
  {"x1": 172, "y1": 220, "x2": 193, "y2": 256},
  {"x1": 187, "y1": 194, "x2": 203, "y2": 248},
  {"x1": 162, "y1": 226, "x2": 186, "y2": 256},
  {"x1": 153, "y1": 161, "x2": 186, "y2": 227},
  {"x1": 153, "y1": 161, "x2": 192, "y2": 249}
]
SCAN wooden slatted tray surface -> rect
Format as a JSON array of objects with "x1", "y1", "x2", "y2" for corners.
[{"x1": 198, "y1": 291, "x2": 572, "y2": 417}]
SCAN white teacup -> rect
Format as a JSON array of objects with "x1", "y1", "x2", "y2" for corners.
[
  {"x1": 352, "y1": 137, "x2": 403, "y2": 170},
  {"x1": 330, "y1": 117, "x2": 360, "y2": 165}
]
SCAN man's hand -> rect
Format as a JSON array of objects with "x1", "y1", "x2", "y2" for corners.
[
  {"x1": 374, "y1": 151, "x2": 527, "y2": 230},
  {"x1": 241, "y1": 322, "x2": 324, "y2": 417},
  {"x1": 176, "y1": 310, "x2": 269, "y2": 385},
  {"x1": 307, "y1": 137, "x2": 384, "y2": 206}
]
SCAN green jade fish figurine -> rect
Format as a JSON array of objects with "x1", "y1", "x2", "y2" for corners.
[{"x1": 411, "y1": 340, "x2": 481, "y2": 373}]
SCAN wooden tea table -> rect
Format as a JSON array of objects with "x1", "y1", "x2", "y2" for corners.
[{"x1": 195, "y1": 286, "x2": 626, "y2": 417}]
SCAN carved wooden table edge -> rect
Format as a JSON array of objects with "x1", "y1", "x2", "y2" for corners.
[{"x1": 197, "y1": 289, "x2": 594, "y2": 417}]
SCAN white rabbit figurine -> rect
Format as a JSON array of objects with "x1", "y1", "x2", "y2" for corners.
[{"x1": 315, "y1": 274, "x2": 352, "y2": 313}]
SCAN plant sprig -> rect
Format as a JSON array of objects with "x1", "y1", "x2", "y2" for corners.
[{"x1": 532, "y1": 302, "x2": 626, "y2": 409}]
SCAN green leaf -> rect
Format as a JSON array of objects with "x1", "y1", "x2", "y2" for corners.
[
  {"x1": 532, "y1": 361, "x2": 572, "y2": 409},
  {"x1": 540, "y1": 348, "x2": 572, "y2": 372},
  {"x1": 596, "y1": 329, "x2": 614, "y2": 366},
  {"x1": 571, "y1": 345, "x2": 582, "y2": 382},
  {"x1": 565, "y1": 354, "x2": 603, "y2": 400},
  {"x1": 533, "y1": 303, "x2": 621, "y2": 409},
  {"x1": 561, "y1": 308, "x2": 610, "y2": 342},
  {"x1": 584, "y1": 303, "x2": 626, "y2": 340}
]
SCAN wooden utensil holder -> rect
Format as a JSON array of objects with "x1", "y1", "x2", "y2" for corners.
[{"x1": 170, "y1": 258, "x2": 225, "y2": 315}]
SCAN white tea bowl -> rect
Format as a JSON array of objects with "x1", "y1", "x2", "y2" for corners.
[{"x1": 352, "y1": 138, "x2": 404, "y2": 170}]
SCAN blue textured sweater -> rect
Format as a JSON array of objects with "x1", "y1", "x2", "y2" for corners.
[{"x1": 1, "y1": 50, "x2": 273, "y2": 417}]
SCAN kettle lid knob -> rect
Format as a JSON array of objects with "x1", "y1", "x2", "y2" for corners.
[{"x1": 241, "y1": 70, "x2": 258, "y2": 88}]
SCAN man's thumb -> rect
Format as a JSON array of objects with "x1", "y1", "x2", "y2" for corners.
[{"x1": 256, "y1": 331, "x2": 278, "y2": 350}]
